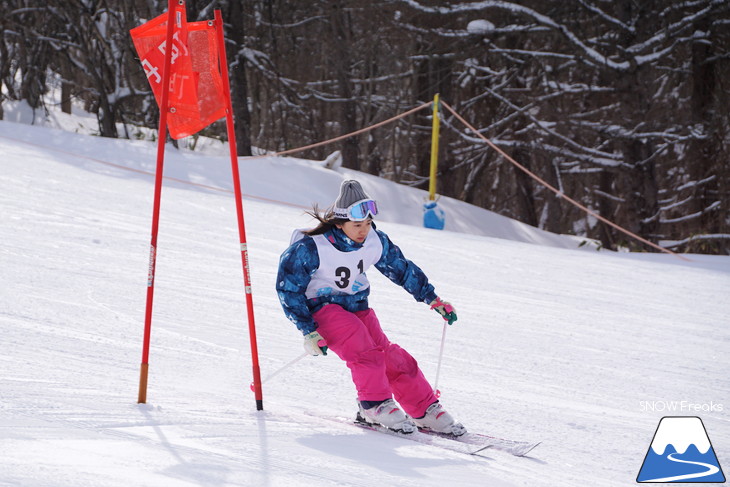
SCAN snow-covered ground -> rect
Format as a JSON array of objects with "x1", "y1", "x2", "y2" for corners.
[{"x1": 1, "y1": 114, "x2": 728, "y2": 486}]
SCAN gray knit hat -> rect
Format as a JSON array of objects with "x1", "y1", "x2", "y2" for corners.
[{"x1": 333, "y1": 180, "x2": 374, "y2": 219}]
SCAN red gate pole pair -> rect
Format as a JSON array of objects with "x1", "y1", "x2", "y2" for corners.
[{"x1": 137, "y1": 1, "x2": 263, "y2": 410}]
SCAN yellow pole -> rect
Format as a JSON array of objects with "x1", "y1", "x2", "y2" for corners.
[{"x1": 428, "y1": 94, "x2": 440, "y2": 201}]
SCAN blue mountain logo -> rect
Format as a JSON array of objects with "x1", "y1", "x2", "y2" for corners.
[{"x1": 637, "y1": 416, "x2": 725, "y2": 483}]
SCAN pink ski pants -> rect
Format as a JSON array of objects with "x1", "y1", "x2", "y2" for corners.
[{"x1": 312, "y1": 304, "x2": 437, "y2": 418}]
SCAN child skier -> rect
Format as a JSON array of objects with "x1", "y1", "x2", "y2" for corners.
[{"x1": 276, "y1": 180, "x2": 465, "y2": 435}]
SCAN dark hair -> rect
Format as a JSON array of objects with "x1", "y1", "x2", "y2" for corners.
[{"x1": 303, "y1": 204, "x2": 349, "y2": 236}]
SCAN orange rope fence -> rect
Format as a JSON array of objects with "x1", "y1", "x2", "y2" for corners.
[
  {"x1": 440, "y1": 100, "x2": 689, "y2": 261},
  {"x1": 244, "y1": 101, "x2": 432, "y2": 160}
]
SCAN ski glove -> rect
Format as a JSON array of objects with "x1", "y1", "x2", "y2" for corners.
[
  {"x1": 430, "y1": 297, "x2": 457, "y2": 325},
  {"x1": 303, "y1": 331, "x2": 328, "y2": 356}
]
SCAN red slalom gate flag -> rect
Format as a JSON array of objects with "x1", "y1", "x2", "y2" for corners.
[{"x1": 130, "y1": 5, "x2": 227, "y2": 139}]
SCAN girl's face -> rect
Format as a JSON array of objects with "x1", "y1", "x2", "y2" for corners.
[{"x1": 337, "y1": 219, "x2": 372, "y2": 243}]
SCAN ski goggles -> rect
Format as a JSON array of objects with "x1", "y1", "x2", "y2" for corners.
[{"x1": 335, "y1": 199, "x2": 379, "y2": 221}]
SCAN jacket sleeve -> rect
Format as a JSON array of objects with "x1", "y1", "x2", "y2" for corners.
[
  {"x1": 373, "y1": 229, "x2": 438, "y2": 304},
  {"x1": 276, "y1": 237, "x2": 319, "y2": 335}
]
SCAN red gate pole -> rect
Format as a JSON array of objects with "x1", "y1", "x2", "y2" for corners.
[
  {"x1": 138, "y1": 0, "x2": 178, "y2": 404},
  {"x1": 214, "y1": 9, "x2": 264, "y2": 410}
]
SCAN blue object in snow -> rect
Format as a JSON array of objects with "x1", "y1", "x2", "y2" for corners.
[{"x1": 423, "y1": 201, "x2": 445, "y2": 230}]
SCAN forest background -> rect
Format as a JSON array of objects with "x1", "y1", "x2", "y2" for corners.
[{"x1": 1, "y1": 0, "x2": 729, "y2": 254}]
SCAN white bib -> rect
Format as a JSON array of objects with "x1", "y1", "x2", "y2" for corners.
[{"x1": 303, "y1": 231, "x2": 383, "y2": 299}]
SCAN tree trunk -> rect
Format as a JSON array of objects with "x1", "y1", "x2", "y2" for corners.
[
  {"x1": 686, "y1": 16, "x2": 720, "y2": 248},
  {"x1": 511, "y1": 146, "x2": 538, "y2": 227},
  {"x1": 223, "y1": 0, "x2": 253, "y2": 156},
  {"x1": 329, "y1": 1, "x2": 359, "y2": 169}
]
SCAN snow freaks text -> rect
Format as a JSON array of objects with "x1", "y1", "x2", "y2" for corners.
[{"x1": 639, "y1": 401, "x2": 724, "y2": 413}]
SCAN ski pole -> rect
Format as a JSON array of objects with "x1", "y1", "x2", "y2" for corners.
[
  {"x1": 433, "y1": 322, "x2": 448, "y2": 398},
  {"x1": 249, "y1": 352, "x2": 308, "y2": 392}
]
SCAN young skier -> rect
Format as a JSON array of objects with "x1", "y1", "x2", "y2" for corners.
[{"x1": 276, "y1": 180, "x2": 465, "y2": 435}]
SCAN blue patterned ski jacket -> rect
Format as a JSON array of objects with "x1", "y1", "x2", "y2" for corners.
[{"x1": 276, "y1": 224, "x2": 438, "y2": 335}]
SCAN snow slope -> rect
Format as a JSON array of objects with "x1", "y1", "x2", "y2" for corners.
[{"x1": 1, "y1": 119, "x2": 728, "y2": 487}]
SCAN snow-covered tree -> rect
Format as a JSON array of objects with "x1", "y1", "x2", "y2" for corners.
[{"x1": 393, "y1": 0, "x2": 730, "y2": 253}]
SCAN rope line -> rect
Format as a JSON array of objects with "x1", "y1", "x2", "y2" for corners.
[
  {"x1": 440, "y1": 100, "x2": 689, "y2": 261},
  {"x1": 244, "y1": 101, "x2": 433, "y2": 160}
]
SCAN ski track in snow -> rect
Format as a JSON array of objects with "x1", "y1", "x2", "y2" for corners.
[{"x1": 1, "y1": 119, "x2": 729, "y2": 486}]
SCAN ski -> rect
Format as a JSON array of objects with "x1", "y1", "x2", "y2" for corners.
[
  {"x1": 351, "y1": 413, "x2": 540, "y2": 457},
  {"x1": 416, "y1": 428, "x2": 541, "y2": 457},
  {"x1": 351, "y1": 416, "x2": 484, "y2": 458}
]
